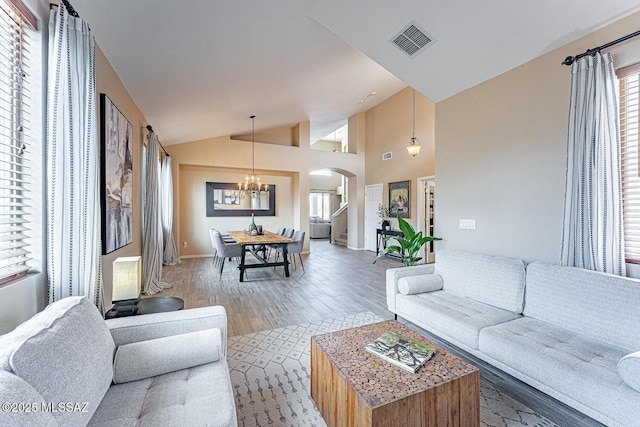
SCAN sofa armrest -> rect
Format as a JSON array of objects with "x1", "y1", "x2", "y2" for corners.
[
  {"x1": 618, "y1": 351, "x2": 640, "y2": 392},
  {"x1": 386, "y1": 264, "x2": 436, "y2": 312},
  {"x1": 106, "y1": 305, "x2": 228, "y2": 356}
]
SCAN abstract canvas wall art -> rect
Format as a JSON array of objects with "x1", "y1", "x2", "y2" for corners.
[{"x1": 100, "y1": 94, "x2": 133, "y2": 254}]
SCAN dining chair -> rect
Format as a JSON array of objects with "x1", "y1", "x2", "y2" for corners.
[
  {"x1": 213, "y1": 231, "x2": 243, "y2": 279},
  {"x1": 267, "y1": 227, "x2": 288, "y2": 259},
  {"x1": 209, "y1": 229, "x2": 220, "y2": 269},
  {"x1": 276, "y1": 230, "x2": 305, "y2": 273}
]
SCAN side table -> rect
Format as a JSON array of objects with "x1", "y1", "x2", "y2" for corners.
[
  {"x1": 105, "y1": 296, "x2": 184, "y2": 319},
  {"x1": 137, "y1": 296, "x2": 184, "y2": 315}
]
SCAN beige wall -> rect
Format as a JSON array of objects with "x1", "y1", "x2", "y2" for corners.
[
  {"x1": 435, "y1": 11, "x2": 640, "y2": 264},
  {"x1": 309, "y1": 172, "x2": 342, "y2": 192},
  {"x1": 166, "y1": 84, "x2": 437, "y2": 256},
  {"x1": 167, "y1": 125, "x2": 366, "y2": 254},
  {"x1": 364, "y1": 86, "x2": 436, "y2": 230},
  {"x1": 96, "y1": 46, "x2": 147, "y2": 308},
  {"x1": 231, "y1": 125, "x2": 296, "y2": 146},
  {"x1": 178, "y1": 165, "x2": 295, "y2": 256},
  {"x1": 311, "y1": 140, "x2": 342, "y2": 152}
]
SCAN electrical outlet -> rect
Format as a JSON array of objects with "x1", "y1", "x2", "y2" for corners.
[
  {"x1": 183, "y1": 241, "x2": 188, "y2": 248},
  {"x1": 459, "y1": 219, "x2": 476, "y2": 230}
]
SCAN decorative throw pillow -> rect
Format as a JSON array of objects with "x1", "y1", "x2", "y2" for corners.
[
  {"x1": 618, "y1": 351, "x2": 640, "y2": 392},
  {"x1": 113, "y1": 328, "x2": 222, "y2": 384},
  {"x1": 397, "y1": 274, "x2": 444, "y2": 295}
]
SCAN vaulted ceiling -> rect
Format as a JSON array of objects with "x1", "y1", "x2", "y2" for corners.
[{"x1": 71, "y1": 0, "x2": 640, "y2": 145}]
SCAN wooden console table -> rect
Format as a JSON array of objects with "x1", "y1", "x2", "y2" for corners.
[
  {"x1": 311, "y1": 320, "x2": 479, "y2": 426},
  {"x1": 376, "y1": 228, "x2": 404, "y2": 256}
]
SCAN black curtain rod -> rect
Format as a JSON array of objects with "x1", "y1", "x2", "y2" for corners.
[
  {"x1": 146, "y1": 125, "x2": 169, "y2": 156},
  {"x1": 49, "y1": 1, "x2": 79, "y2": 18},
  {"x1": 562, "y1": 29, "x2": 640, "y2": 65}
]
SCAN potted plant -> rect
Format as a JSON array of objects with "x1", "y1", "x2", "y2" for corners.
[
  {"x1": 377, "y1": 204, "x2": 392, "y2": 230},
  {"x1": 373, "y1": 216, "x2": 441, "y2": 266}
]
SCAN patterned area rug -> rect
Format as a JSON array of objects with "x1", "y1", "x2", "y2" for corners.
[{"x1": 227, "y1": 312, "x2": 558, "y2": 427}]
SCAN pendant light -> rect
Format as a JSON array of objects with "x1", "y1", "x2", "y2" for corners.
[
  {"x1": 406, "y1": 89, "x2": 421, "y2": 157},
  {"x1": 239, "y1": 115, "x2": 269, "y2": 198}
]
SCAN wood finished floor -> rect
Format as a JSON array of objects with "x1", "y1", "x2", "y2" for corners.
[
  {"x1": 155, "y1": 239, "x2": 602, "y2": 427},
  {"x1": 157, "y1": 239, "x2": 397, "y2": 337}
]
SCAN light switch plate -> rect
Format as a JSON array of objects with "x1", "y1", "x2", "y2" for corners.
[{"x1": 459, "y1": 219, "x2": 476, "y2": 230}]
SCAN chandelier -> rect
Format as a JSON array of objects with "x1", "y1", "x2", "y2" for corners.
[
  {"x1": 406, "y1": 89, "x2": 421, "y2": 157},
  {"x1": 239, "y1": 115, "x2": 269, "y2": 198}
]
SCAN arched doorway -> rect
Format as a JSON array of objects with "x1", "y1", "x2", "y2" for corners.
[{"x1": 309, "y1": 168, "x2": 356, "y2": 247}]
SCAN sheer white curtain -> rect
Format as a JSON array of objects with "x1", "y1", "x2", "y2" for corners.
[
  {"x1": 46, "y1": 6, "x2": 103, "y2": 310},
  {"x1": 560, "y1": 52, "x2": 626, "y2": 275},
  {"x1": 142, "y1": 131, "x2": 171, "y2": 294},
  {"x1": 161, "y1": 155, "x2": 180, "y2": 265}
]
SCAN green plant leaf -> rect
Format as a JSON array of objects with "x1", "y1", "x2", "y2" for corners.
[
  {"x1": 397, "y1": 216, "x2": 416, "y2": 239},
  {"x1": 372, "y1": 217, "x2": 441, "y2": 266},
  {"x1": 373, "y1": 244, "x2": 402, "y2": 264}
]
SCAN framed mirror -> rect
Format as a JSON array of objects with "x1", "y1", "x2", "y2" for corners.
[{"x1": 206, "y1": 182, "x2": 276, "y2": 216}]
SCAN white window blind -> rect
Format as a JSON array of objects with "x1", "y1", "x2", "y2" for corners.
[
  {"x1": 619, "y1": 65, "x2": 640, "y2": 263},
  {"x1": 0, "y1": 0, "x2": 33, "y2": 284}
]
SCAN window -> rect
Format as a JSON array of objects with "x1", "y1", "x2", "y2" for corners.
[
  {"x1": 619, "y1": 64, "x2": 640, "y2": 263},
  {"x1": 0, "y1": 0, "x2": 36, "y2": 285},
  {"x1": 309, "y1": 192, "x2": 332, "y2": 221}
]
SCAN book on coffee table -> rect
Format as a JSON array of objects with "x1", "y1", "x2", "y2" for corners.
[{"x1": 365, "y1": 331, "x2": 436, "y2": 373}]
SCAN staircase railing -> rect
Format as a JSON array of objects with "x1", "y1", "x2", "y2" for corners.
[{"x1": 331, "y1": 204, "x2": 348, "y2": 245}]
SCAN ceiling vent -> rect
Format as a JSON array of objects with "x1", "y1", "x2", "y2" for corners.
[
  {"x1": 382, "y1": 151, "x2": 392, "y2": 161},
  {"x1": 391, "y1": 22, "x2": 434, "y2": 57}
]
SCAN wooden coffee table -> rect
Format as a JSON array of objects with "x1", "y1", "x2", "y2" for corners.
[{"x1": 310, "y1": 320, "x2": 479, "y2": 427}]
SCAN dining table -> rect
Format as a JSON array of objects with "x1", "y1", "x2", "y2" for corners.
[{"x1": 226, "y1": 230, "x2": 294, "y2": 282}]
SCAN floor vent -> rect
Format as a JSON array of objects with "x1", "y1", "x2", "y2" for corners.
[
  {"x1": 391, "y1": 22, "x2": 435, "y2": 57},
  {"x1": 382, "y1": 151, "x2": 392, "y2": 161}
]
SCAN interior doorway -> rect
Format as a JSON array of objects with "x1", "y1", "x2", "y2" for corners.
[
  {"x1": 364, "y1": 184, "x2": 383, "y2": 252},
  {"x1": 309, "y1": 170, "x2": 344, "y2": 240},
  {"x1": 418, "y1": 177, "x2": 436, "y2": 263}
]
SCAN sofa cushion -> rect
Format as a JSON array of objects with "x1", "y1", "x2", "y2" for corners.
[
  {"x1": 89, "y1": 360, "x2": 237, "y2": 427},
  {"x1": 113, "y1": 328, "x2": 222, "y2": 384},
  {"x1": 434, "y1": 250, "x2": 526, "y2": 313},
  {"x1": 0, "y1": 297, "x2": 115, "y2": 426},
  {"x1": 0, "y1": 370, "x2": 56, "y2": 427},
  {"x1": 480, "y1": 317, "x2": 638, "y2": 426},
  {"x1": 618, "y1": 351, "x2": 640, "y2": 393},
  {"x1": 396, "y1": 291, "x2": 521, "y2": 349},
  {"x1": 397, "y1": 274, "x2": 443, "y2": 295},
  {"x1": 524, "y1": 262, "x2": 640, "y2": 350}
]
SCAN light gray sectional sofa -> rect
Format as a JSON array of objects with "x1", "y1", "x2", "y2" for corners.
[
  {"x1": 0, "y1": 296, "x2": 237, "y2": 427},
  {"x1": 386, "y1": 250, "x2": 640, "y2": 427}
]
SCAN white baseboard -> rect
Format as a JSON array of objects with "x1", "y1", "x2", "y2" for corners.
[{"x1": 180, "y1": 254, "x2": 214, "y2": 259}]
